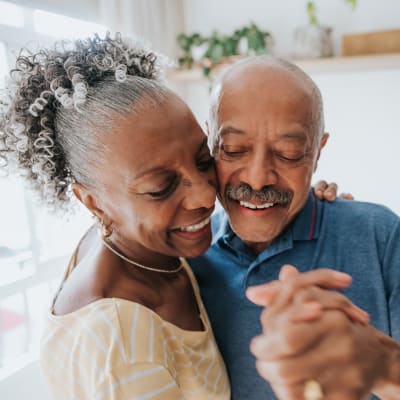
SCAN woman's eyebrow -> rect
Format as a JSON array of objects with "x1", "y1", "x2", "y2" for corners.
[
  {"x1": 133, "y1": 137, "x2": 208, "y2": 182},
  {"x1": 131, "y1": 167, "x2": 173, "y2": 182}
]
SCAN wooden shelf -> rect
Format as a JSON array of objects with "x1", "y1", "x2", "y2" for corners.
[{"x1": 166, "y1": 53, "x2": 400, "y2": 83}]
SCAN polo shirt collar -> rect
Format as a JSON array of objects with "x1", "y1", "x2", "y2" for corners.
[
  {"x1": 292, "y1": 190, "x2": 321, "y2": 241},
  {"x1": 216, "y1": 190, "x2": 321, "y2": 257}
]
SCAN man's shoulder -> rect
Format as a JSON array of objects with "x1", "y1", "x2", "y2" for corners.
[{"x1": 322, "y1": 198, "x2": 399, "y2": 231}]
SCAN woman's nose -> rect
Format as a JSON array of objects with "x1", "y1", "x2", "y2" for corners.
[{"x1": 182, "y1": 175, "x2": 217, "y2": 210}]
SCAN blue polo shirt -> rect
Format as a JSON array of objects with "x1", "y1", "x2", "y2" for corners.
[{"x1": 189, "y1": 191, "x2": 400, "y2": 400}]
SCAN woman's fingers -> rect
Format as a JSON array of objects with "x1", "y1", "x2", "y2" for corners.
[
  {"x1": 279, "y1": 264, "x2": 300, "y2": 281},
  {"x1": 313, "y1": 181, "x2": 338, "y2": 202},
  {"x1": 246, "y1": 280, "x2": 282, "y2": 306},
  {"x1": 339, "y1": 192, "x2": 355, "y2": 200}
]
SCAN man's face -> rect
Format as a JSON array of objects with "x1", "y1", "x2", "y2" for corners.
[{"x1": 213, "y1": 65, "x2": 328, "y2": 253}]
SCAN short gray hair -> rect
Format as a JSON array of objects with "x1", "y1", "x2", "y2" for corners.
[
  {"x1": 208, "y1": 56, "x2": 325, "y2": 153},
  {"x1": 0, "y1": 32, "x2": 169, "y2": 211}
]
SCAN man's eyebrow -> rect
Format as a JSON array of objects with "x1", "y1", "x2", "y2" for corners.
[
  {"x1": 219, "y1": 126, "x2": 245, "y2": 137},
  {"x1": 276, "y1": 132, "x2": 308, "y2": 141}
]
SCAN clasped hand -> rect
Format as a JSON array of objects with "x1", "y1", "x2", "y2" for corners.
[{"x1": 246, "y1": 265, "x2": 388, "y2": 400}]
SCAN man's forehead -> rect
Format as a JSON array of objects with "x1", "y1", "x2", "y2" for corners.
[{"x1": 221, "y1": 63, "x2": 311, "y2": 97}]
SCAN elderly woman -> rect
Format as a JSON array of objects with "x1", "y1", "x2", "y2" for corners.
[
  {"x1": 0, "y1": 33, "x2": 353, "y2": 400},
  {"x1": 1, "y1": 33, "x2": 229, "y2": 400}
]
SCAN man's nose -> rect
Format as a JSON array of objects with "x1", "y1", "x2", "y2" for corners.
[{"x1": 239, "y1": 153, "x2": 278, "y2": 191}]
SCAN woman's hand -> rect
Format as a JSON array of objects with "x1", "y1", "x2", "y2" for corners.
[{"x1": 313, "y1": 180, "x2": 354, "y2": 202}]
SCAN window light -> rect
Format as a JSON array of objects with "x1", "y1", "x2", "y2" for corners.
[
  {"x1": 33, "y1": 9, "x2": 108, "y2": 39},
  {"x1": 0, "y1": 1, "x2": 24, "y2": 28}
]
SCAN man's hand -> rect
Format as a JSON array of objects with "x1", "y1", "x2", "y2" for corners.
[
  {"x1": 246, "y1": 266, "x2": 395, "y2": 399},
  {"x1": 246, "y1": 265, "x2": 369, "y2": 325},
  {"x1": 313, "y1": 180, "x2": 354, "y2": 202}
]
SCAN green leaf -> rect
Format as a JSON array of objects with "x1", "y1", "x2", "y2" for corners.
[
  {"x1": 307, "y1": 1, "x2": 319, "y2": 26},
  {"x1": 344, "y1": 0, "x2": 358, "y2": 9}
]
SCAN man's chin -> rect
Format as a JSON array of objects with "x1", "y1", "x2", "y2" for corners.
[{"x1": 229, "y1": 223, "x2": 282, "y2": 251}]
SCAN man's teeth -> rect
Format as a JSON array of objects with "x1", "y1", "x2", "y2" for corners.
[
  {"x1": 180, "y1": 217, "x2": 210, "y2": 232},
  {"x1": 239, "y1": 201, "x2": 274, "y2": 210}
]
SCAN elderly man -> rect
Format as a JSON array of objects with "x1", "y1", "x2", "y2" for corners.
[{"x1": 189, "y1": 57, "x2": 400, "y2": 399}]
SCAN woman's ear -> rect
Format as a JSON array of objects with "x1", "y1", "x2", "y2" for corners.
[{"x1": 72, "y1": 182, "x2": 105, "y2": 218}]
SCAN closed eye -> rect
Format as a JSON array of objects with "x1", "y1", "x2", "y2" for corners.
[
  {"x1": 147, "y1": 177, "x2": 179, "y2": 199},
  {"x1": 220, "y1": 145, "x2": 247, "y2": 158},
  {"x1": 275, "y1": 153, "x2": 307, "y2": 162}
]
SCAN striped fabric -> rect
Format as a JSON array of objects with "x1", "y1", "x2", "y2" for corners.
[{"x1": 40, "y1": 260, "x2": 230, "y2": 400}]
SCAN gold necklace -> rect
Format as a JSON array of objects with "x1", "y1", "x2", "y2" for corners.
[{"x1": 101, "y1": 238, "x2": 183, "y2": 274}]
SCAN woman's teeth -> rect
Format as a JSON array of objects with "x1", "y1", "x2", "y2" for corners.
[
  {"x1": 179, "y1": 216, "x2": 211, "y2": 232},
  {"x1": 239, "y1": 201, "x2": 274, "y2": 210}
]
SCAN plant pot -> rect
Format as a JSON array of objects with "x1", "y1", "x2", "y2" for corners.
[
  {"x1": 292, "y1": 25, "x2": 333, "y2": 59},
  {"x1": 191, "y1": 43, "x2": 208, "y2": 62}
]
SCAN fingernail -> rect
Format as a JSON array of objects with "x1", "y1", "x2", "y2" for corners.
[{"x1": 335, "y1": 272, "x2": 352, "y2": 282}]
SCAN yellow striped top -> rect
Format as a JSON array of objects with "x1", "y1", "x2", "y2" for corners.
[{"x1": 40, "y1": 259, "x2": 230, "y2": 400}]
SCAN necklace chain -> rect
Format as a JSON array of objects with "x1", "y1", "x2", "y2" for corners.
[{"x1": 101, "y1": 238, "x2": 183, "y2": 274}]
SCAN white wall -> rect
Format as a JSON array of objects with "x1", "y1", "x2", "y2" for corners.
[
  {"x1": 312, "y1": 68, "x2": 400, "y2": 213},
  {"x1": 182, "y1": 0, "x2": 400, "y2": 56}
]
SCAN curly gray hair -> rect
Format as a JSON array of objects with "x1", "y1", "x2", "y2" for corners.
[{"x1": 0, "y1": 32, "x2": 169, "y2": 211}]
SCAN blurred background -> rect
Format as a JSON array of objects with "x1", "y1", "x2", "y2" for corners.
[{"x1": 0, "y1": 0, "x2": 399, "y2": 398}]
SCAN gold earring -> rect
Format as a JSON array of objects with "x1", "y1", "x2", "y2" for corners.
[
  {"x1": 92, "y1": 214, "x2": 101, "y2": 224},
  {"x1": 92, "y1": 214, "x2": 113, "y2": 238},
  {"x1": 101, "y1": 222, "x2": 113, "y2": 238}
]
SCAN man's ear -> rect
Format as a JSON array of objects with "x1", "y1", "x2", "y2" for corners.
[
  {"x1": 72, "y1": 182, "x2": 105, "y2": 219},
  {"x1": 314, "y1": 132, "x2": 329, "y2": 172}
]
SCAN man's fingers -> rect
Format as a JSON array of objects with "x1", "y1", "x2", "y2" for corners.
[
  {"x1": 272, "y1": 269, "x2": 352, "y2": 311},
  {"x1": 292, "y1": 287, "x2": 369, "y2": 325},
  {"x1": 247, "y1": 267, "x2": 352, "y2": 307}
]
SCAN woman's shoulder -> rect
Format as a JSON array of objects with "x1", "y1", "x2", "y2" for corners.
[
  {"x1": 51, "y1": 227, "x2": 142, "y2": 315},
  {"x1": 44, "y1": 297, "x2": 173, "y2": 365}
]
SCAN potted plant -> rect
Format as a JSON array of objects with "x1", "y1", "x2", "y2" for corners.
[
  {"x1": 292, "y1": 0, "x2": 358, "y2": 59},
  {"x1": 176, "y1": 23, "x2": 272, "y2": 78}
]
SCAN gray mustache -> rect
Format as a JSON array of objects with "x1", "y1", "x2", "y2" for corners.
[{"x1": 226, "y1": 183, "x2": 293, "y2": 205}]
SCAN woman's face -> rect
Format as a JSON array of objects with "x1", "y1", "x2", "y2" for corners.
[{"x1": 93, "y1": 94, "x2": 217, "y2": 264}]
